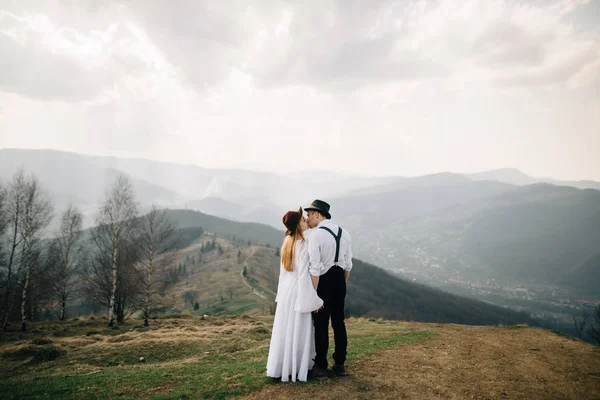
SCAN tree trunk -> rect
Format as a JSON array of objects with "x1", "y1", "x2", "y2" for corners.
[
  {"x1": 116, "y1": 299, "x2": 125, "y2": 324},
  {"x1": 60, "y1": 240, "x2": 71, "y2": 321},
  {"x1": 144, "y1": 245, "x2": 154, "y2": 327},
  {"x1": 60, "y1": 295, "x2": 66, "y2": 321},
  {"x1": 21, "y1": 262, "x2": 30, "y2": 332},
  {"x1": 2, "y1": 205, "x2": 20, "y2": 330},
  {"x1": 107, "y1": 233, "x2": 118, "y2": 327}
]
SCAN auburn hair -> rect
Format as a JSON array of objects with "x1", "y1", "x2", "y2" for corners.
[{"x1": 281, "y1": 229, "x2": 305, "y2": 272}]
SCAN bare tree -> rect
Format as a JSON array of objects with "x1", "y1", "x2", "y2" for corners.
[
  {"x1": 588, "y1": 303, "x2": 600, "y2": 345},
  {"x1": 182, "y1": 290, "x2": 199, "y2": 308},
  {"x1": 572, "y1": 307, "x2": 590, "y2": 339},
  {"x1": 0, "y1": 181, "x2": 8, "y2": 309},
  {"x1": 50, "y1": 205, "x2": 83, "y2": 321},
  {"x1": 160, "y1": 265, "x2": 180, "y2": 295},
  {"x1": 1, "y1": 170, "x2": 27, "y2": 330},
  {"x1": 0, "y1": 180, "x2": 7, "y2": 251},
  {"x1": 82, "y1": 253, "x2": 111, "y2": 319},
  {"x1": 138, "y1": 206, "x2": 177, "y2": 326},
  {"x1": 22, "y1": 247, "x2": 51, "y2": 324},
  {"x1": 113, "y1": 241, "x2": 143, "y2": 323},
  {"x1": 18, "y1": 175, "x2": 53, "y2": 331},
  {"x1": 84, "y1": 238, "x2": 142, "y2": 324},
  {"x1": 94, "y1": 175, "x2": 138, "y2": 327}
]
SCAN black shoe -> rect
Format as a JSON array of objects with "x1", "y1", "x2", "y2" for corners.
[
  {"x1": 310, "y1": 365, "x2": 329, "y2": 380},
  {"x1": 331, "y1": 364, "x2": 349, "y2": 377}
]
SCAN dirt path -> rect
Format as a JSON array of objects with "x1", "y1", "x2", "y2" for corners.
[
  {"x1": 240, "y1": 246, "x2": 267, "y2": 300},
  {"x1": 240, "y1": 323, "x2": 600, "y2": 400}
]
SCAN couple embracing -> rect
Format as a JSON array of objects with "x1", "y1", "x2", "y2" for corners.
[{"x1": 266, "y1": 200, "x2": 353, "y2": 382}]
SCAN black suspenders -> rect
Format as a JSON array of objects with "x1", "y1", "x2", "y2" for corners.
[{"x1": 319, "y1": 226, "x2": 343, "y2": 264}]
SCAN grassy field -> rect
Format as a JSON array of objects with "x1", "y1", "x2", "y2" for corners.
[
  {"x1": 5, "y1": 235, "x2": 598, "y2": 399},
  {"x1": 0, "y1": 315, "x2": 433, "y2": 399}
]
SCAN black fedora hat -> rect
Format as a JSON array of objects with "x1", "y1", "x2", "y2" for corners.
[{"x1": 304, "y1": 199, "x2": 331, "y2": 219}]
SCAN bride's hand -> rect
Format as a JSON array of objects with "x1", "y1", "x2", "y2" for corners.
[{"x1": 313, "y1": 305, "x2": 324, "y2": 313}]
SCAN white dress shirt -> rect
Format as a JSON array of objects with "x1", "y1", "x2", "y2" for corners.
[{"x1": 307, "y1": 220, "x2": 353, "y2": 277}]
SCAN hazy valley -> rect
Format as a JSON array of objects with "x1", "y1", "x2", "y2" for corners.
[{"x1": 1, "y1": 148, "x2": 598, "y2": 335}]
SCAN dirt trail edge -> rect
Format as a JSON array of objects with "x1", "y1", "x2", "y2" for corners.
[{"x1": 241, "y1": 246, "x2": 267, "y2": 300}]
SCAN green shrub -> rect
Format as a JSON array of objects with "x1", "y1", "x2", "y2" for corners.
[{"x1": 31, "y1": 337, "x2": 53, "y2": 345}]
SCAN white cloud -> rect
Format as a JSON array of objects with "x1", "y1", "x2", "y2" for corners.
[
  {"x1": 0, "y1": 8, "x2": 180, "y2": 102},
  {"x1": 0, "y1": 0, "x2": 598, "y2": 181}
]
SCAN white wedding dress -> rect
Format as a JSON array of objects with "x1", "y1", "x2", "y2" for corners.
[{"x1": 266, "y1": 239, "x2": 324, "y2": 382}]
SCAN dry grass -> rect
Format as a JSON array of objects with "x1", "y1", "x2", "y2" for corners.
[
  {"x1": 165, "y1": 238, "x2": 279, "y2": 317},
  {"x1": 241, "y1": 322, "x2": 600, "y2": 400},
  {"x1": 2, "y1": 316, "x2": 598, "y2": 399},
  {"x1": 0, "y1": 316, "x2": 432, "y2": 399}
]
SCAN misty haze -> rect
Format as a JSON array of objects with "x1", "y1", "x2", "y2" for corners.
[{"x1": 0, "y1": 1, "x2": 599, "y2": 399}]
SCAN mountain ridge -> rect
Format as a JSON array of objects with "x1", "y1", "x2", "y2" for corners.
[
  {"x1": 149, "y1": 210, "x2": 534, "y2": 327},
  {"x1": 3, "y1": 148, "x2": 598, "y2": 320},
  {"x1": 468, "y1": 167, "x2": 600, "y2": 190}
]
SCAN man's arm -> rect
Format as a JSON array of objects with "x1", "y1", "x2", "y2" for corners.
[
  {"x1": 308, "y1": 232, "x2": 324, "y2": 288},
  {"x1": 343, "y1": 231, "x2": 353, "y2": 283}
]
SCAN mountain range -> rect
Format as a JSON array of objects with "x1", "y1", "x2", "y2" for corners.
[
  {"x1": 1, "y1": 148, "x2": 598, "y2": 303},
  {"x1": 468, "y1": 168, "x2": 600, "y2": 190},
  {"x1": 154, "y1": 209, "x2": 534, "y2": 327},
  {"x1": 0, "y1": 148, "x2": 396, "y2": 215},
  {"x1": 315, "y1": 172, "x2": 598, "y2": 294},
  {"x1": 2, "y1": 149, "x2": 598, "y2": 224},
  {"x1": 335, "y1": 180, "x2": 600, "y2": 293}
]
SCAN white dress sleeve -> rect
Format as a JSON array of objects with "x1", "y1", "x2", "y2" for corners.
[
  {"x1": 294, "y1": 242, "x2": 324, "y2": 313},
  {"x1": 274, "y1": 259, "x2": 285, "y2": 303}
]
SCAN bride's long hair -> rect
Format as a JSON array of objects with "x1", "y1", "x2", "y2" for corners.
[{"x1": 281, "y1": 226, "x2": 305, "y2": 272}]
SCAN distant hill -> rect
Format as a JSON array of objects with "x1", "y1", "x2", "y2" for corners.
[
  {"x1": 350, "y1": 173, "x2": 471, "y2": 196},
  {"x1": 347, "y1": 259, "x2": 533, "y2": 324},
  {"x1": 0, "y1": 149, "x2": 182, "y2": 230},
  {"x1": 329, "y1": 175, "x2": 516, "y2": 266},
  {"x1": 344, "y1": 182, "x2": 600, "y2": 293},
  {"x1": 333, "y1": 174, "x2": 514, "y2": 230},
  {"x1": 0, "y1": 149, "x2": 178, "y2": 207},
  {"x1": 467, "y1": 168, "x2": 540, "y2": 186},
  {"x1": 4, "y1": 148, "x2": 598, "y2": 302},
  {"x1": 326, "y1": 174, "x2": 600, "y2": 300},
  {"x1": 467, "y1": 168, "x2": 600, "y2": 190},
  {"x1": 159, "y1": 219, "x2": 533, "y2": 326},
  {"x1": 462, "y1": 185, "x2": 600, "y2": 291},
  {"x1": 0, "y1": 149, "x2": 394, "y2": 211},
  {"x1": 163, "y1": 209, "x2": 284, "y2": 248},
  {"x1": 183, "y1": 197, "x2": 283, "y2": 229}
]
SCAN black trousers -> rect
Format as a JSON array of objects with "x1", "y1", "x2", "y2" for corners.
[{"x1": 313, "y1": 266, "x2": 347, "y2": 369}]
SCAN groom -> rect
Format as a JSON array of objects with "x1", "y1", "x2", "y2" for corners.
[{"x1": 305, "y1": 200, "x2": 353, "y2": 379}]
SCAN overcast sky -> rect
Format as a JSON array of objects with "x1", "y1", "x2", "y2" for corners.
[{"x1": 0, "y1": 0, "x2": 598, "y2": 180}]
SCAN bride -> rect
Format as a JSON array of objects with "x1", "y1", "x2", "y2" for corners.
[{"x1": 266, "y1": 207, "x2": 324, "y2": 382}]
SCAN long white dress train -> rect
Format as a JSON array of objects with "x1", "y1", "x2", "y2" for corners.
[{"x1": 266, "y1": 240, "x2": 324, "y2": 382}]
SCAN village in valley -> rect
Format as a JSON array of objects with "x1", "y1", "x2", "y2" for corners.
[{"x1": 361, "y1": 241, "x2": 600, "y2": 325}]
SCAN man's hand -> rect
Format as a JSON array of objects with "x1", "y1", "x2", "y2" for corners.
[
  {"x1": 344, "y1": 271, "x2": 350, "y2": 283},
  {"x1": 311, "y1": 275, "x2": 320, "y2": 290}
]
